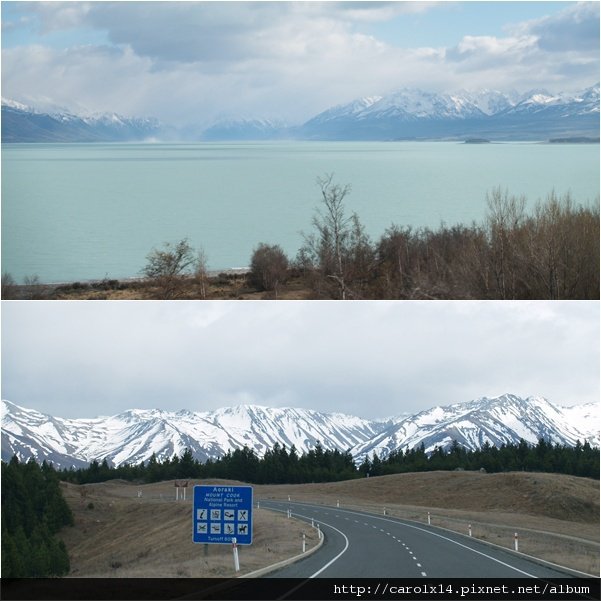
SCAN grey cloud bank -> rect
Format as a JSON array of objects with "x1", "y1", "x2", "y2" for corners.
[{"x1": 1, "y1": 302, "x2": 598, "y2": 420}]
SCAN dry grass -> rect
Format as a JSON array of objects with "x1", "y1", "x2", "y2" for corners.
[
  {"x1": 58, "y1": 472, "x2": 599, "y2": 577},
  {"x1": 11, "y1": 273, "x2": 313, "y2": 301},
  {"x1": 59, "y1": 479, "x2": 319, "y2": 578}
]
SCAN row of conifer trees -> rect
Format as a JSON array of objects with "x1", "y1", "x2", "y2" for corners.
[
  {"x1": 59, "y1": 438, "x2": 599, "y2": 486},
  {"x1": 1, "y1": 457, "x2": 73, "y2": 577}
]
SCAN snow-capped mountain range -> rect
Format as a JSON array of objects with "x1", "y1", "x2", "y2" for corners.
[
  {"x1": 299, "y1": 83, "x2": 599, "y2": 140},
  {"x1": 1, "y1": 97, "x2": 162, "y2": 143},
  {"x1": 1, "y1": 395, "x2": 598, "y2": 469},
  {"x1": 3, "y1": 83, "x2": 598, "y2": 143}
]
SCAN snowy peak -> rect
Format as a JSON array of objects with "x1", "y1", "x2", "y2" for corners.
[
  {"x1": 2, "y1": 396, "x2": 598, "y2": 469},
  {"x1": 1, "y1": 99, "x2": 163, "y2": 143},
  {"x1": 300, "y1": 82, "x2": 599, "y2": 140},
  {"x1": 1, "y1": 401, "x2": 384, "y2": 468},
  {"x1": 350, "y1": 394, "x2": 599, "y2": 463}
]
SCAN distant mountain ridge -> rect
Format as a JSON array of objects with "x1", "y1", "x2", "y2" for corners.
[
  {"x1": 2, "y1": 395, "x2": 598, "y2": 469},
  {"x1": 1, "y1": 98, "x2": 162, "y2": 143},
  {"x1": 3, "y1": 83, "x2": 598, "y2": 142},
  {"x1": 299, "y1": 83, "x2": 599, "y2": 141}
]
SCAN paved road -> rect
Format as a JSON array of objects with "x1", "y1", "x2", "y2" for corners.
[{"x1": 260, "y1": 500, "x2": 574, "y2": 579}]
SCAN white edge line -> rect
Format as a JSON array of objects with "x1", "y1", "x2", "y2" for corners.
[
  {"x1": 308, "y1": 520, "x2": 350, "y2": 578},
  {"x1": 289, "y1": 502, "x2": 538, "y2": 578},
  {"x1": 262, "y1": 504, "x2": 350, "y2": 579}
]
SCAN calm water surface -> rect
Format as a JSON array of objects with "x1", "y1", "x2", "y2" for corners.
[{"x1": 2, "y1": 141, "x2": 599, "y2": 283}]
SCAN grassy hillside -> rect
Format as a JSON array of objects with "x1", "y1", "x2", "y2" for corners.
[{"x1": 57, "y1": 472, "x2": 599, "y2": 577}]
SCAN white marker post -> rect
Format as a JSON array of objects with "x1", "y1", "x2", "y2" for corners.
[
  {"x1": 302, "y1": 533, "x2": 306, "y2": 553},
  {"x1": 427, "y1": 512, "x2": 431, "y2": 525},
  {"x1": 317, "y1": 524, "x2": 321, "y2": 539},
  {"x1": 337, "y1": 500, "x2": 340, "y2": 508},
  {"x1": 383, "y1": 507, "x2": 387, "y2": 516},
  {"x1": 232, "y1": 538, "x2": 240, "y2": 572},
  {"x1": 468, "y1": 524, "x2": 472, "y2": 537},
  {"x1": 514, "y1": 532, "x2": 519, "y2": 552}
]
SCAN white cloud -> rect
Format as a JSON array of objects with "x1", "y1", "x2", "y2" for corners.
[
  {"x1": 2, "y1": 2, "x2": 598, "y2": 126},
  {"x1": 2, "y1": 302, "x2": 598, "y2": 420}
]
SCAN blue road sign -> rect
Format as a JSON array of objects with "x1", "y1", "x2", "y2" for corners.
[{"x1": 193, "y1": 485, "x2": 253, "y2": 545}]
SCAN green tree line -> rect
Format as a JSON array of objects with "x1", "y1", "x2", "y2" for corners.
[
  {"x1": 57, "y1": 438, "x2": 599, "y2": 487},
  {"x1": 1, "y1": 457, "x2": 73, "y2": 577}
]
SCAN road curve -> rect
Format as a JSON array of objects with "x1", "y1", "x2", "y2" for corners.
[{"x1": 260, "y1": 500, "x2": 574, "y2": 579}]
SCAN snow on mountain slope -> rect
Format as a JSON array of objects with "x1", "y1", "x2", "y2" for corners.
[
  {"x1": 1, "y1": 100, "x2": 162, "y2": 143},
  {"x1": 559, "y1": 402, "x2": 600, "y2": 447},
  {"x1": 300, "y1": 83, "x2": 599, "y2": 140},
  {"x1": 0, "y1": 400, "x2": 385, "y2": 468},
  {"x1": 350, "y1": 394, "x2": 599, "y2": 463},
  {"x1": 2, "y1": 395, "x2": 597, "y2": 469}
]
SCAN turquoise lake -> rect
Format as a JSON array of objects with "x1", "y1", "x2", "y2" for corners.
[{"x1": 2, "y1": 141, "x2": 599, "y2": 283}]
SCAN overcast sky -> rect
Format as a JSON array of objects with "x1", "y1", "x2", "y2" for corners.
[
  {"x1": 2, "y1": 301, "x2": 598, "y2": 420},
  {"x1": 2, "y1": 1, "x2": 599, "y2": 126}
]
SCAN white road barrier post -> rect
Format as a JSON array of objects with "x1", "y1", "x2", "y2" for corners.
[
  {"x1": 468, "y1": 524, "x2": 472, "y2": 537},
  {"x1": 303, "y1": 533, "x2": 306, "y2": 553},
  {"x1": 232, "y1": 538, "x2": 240, "y2": 572},
  {"x1": 288, "y1": 495, "x2": 291, "y2": 502},
  {"x1": 427, "y1": 512, "x2": 431, "y2": 525},
  {"x1": 383, "y1": 507, "x2": 386, "y2": 516},
  {"x1": 311, "y1": 518, "x2": 314, "y2": 528},
  {"x1": 514, "y1": 532, "x2": 519, "y2": 552},
  {"x1": 317, "y1": 524, "x2": 322, "y2": 539},
  {"x1": 337, "y1": 499, "x2": 340, "y2": 508}
]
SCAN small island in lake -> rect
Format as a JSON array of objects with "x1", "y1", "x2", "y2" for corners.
[
  {"x1": 549, "y1": 136, "x2": 600, "y2": 144},
  {"x1": 463, "y1": 138, "x2": 491, "y2": 144}
]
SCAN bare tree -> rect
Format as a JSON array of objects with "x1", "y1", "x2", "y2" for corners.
[
  {"x1": 22, "y1": 275, "x2": 45, "y2": 300},
  {"x1": 250, "y1": 243, "x2": 289, "y2": 298},
  {"x1": 194, "y1": 248, "x2": 210, "y2": 299},
  {"x1": 485, "y1": 187, "x2": 527, "y2": 299},
  {"x1": 301, "y1": 174, "x2": 366, "y2": 299},
  {"x1": 1, "y1": 272, "x2": 17, "y2": 299},
  {"x1": 142, "y1": 238, "x2": 196, "y2": 299}
]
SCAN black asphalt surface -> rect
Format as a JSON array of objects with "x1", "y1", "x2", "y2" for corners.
[{"x1": 260, "y1": 500, "x2": 575, "y2": 579}]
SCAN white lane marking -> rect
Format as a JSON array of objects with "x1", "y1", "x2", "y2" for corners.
[
  {"x1": 309, "y1": 522, "x2": 350, "y2": 578},
  {"x1": 417, "y1": 563, "x2": 422, "y2": 567},
  {"x1": 421, "y1": 572, "x2": 427, "y2": 577},
  {"x1": 305, "y1": 504, "x2": 539, "y2": 578},
  {"x1": 261, "y1": 503, "x2": 350, "y2": 579}
]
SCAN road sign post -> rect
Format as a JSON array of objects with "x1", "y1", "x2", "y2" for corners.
[{"x1": 193, "y1": 485, "x2": 253, "y2": 546}]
